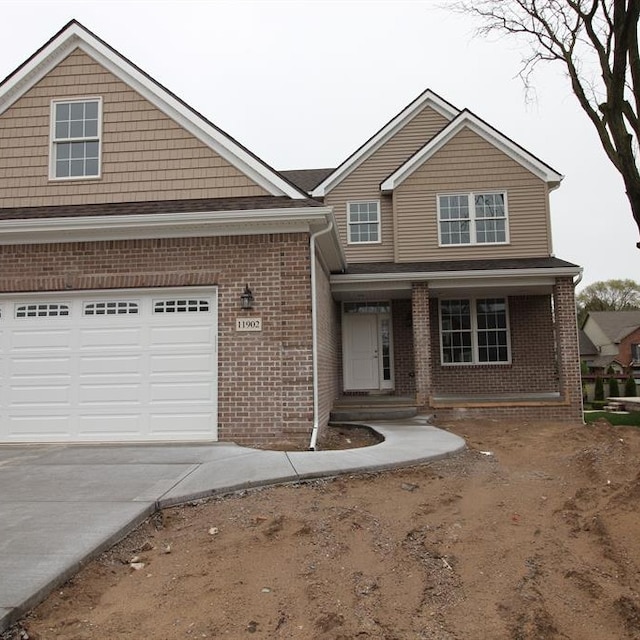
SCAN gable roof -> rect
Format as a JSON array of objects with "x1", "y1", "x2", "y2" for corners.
[
  {"x1": 584, "y1": 311, "x2": 640, "y2": 343},
  {"x1": 380, "y1": 110, "x2": 563, "y2": 193},
  {"x1": 0, "y1": 20, "x2": 307, "y2": 200},
  {"x1": 578, "y1": 330, "x2": 598, "y2": 356},
  {"x1": 280, "y1": 168, "x2": 335, "y2": 193},
  {"x1": 311, "y1": 89, "x2": 459, "y2": 198}
]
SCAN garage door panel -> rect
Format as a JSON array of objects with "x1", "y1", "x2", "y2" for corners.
[
  {"x1": 150, "y1": 412, "x2": 215, "y2": 436},
  {"x1": 150, "y1": 325, "x2": 214, "y2": 347},
  {"x1": 7, "y1": 416, "x2": 71, "y2": 440},
  {"x1": 10, "y1": 357, "x2": 71, "y2": 377},
  {"x1": 79, "y1": 327, "x2": 143, "y2": 349},
  {"x1": 150, "y1": 353, "x2": 213, "y2": 374},
  {"x1": 10, "y1": 329, "x2": 72, "y2": 351},
  {"x1": 78, "y1": 415, "x2": 142, "y2": 437},
  {"x1": 1, "y1": 288, "x2": 218, "y2": 443},
  {"x1": 150, "y1": 382, "x2": 213, "y2": 403},
  {"x1": 11, "y1": 385, "x2": 71, "y2": 406},
  {"x1": 78, "y1": 383, "x2": 143, "y2": 405},
  {"x1": 78, "y1": 355, "x2": 141, "y2": 375}
]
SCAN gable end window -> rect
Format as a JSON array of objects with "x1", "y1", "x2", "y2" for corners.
[
  {"x1": 440, "y1": 298, "x2": 510, "y2": 364},
  {"x1": 347, "y1": 201, "x2": 380, "y2": 244},
  {"x1": 50, "y1": 98, "x2": 102, "y2": 179},
  {"x1": 438, "y1": 192, "x2": 508, "y2": 246}
]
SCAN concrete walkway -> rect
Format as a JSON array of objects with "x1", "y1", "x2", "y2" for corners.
[{"x1": 0, "y1": 419, "x2": 464, "y2": 633}]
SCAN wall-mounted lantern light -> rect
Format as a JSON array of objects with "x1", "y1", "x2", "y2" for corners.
[{"x1": 240, "y1": 284, "x2": 254, "y2": 310}]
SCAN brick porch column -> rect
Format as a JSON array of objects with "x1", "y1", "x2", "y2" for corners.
[
  {"x1": 554, "y1": 276, "x2": 583, "y2": 420},
  {"x1": 412, "y1": 282, "x2": 431, "y2": 410}
]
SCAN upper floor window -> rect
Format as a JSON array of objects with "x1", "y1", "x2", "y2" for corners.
[
  {"x1": 438, "y1": 192, "x2": 508, "y2": 246},
  {"x1": 347, "y1": 201, "x2": 380, "y2": 244},
  {"x1": 50, "y1": 98, "x2": 102, "y2": 179},
  {"x1": 632, "y1": 344, "x2": 640, "y2": 365},
  {"x1": 440, "y1": 298, "x2": 510, "y2": 364}
]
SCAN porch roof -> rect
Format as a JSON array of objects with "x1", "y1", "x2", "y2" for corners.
[{"x1": 331, "y1": 256, "x2": 581, "y2": 300}]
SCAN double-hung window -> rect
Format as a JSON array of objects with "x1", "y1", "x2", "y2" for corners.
[
  {"x1": 440, "y1": 298, "x2": 510, "y2": 364},
  {"x1": 347, "y1": 201, "x2": 380, "y2": 244},
  {"x1": 438, "y1": 192, "x2": 508, "y2": 246},
  {"x1": 50, "y1": 98, "x2": 102, "y2": 179}
]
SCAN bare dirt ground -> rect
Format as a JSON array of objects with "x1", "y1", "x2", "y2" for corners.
[{"x1": 5, "y1": 419, "x2": 640, "y2": 640}]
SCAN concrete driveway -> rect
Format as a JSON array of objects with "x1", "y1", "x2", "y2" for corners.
[{"x1": 0, "y1": 420, "x2": 465, "y2": 632}]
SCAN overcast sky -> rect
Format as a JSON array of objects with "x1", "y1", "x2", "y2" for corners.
[{"x1": 1, "y1": 0, "x2": 637, "y2": 289}]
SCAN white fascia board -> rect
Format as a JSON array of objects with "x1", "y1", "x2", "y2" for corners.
[
  {"x1": 331, "y1": 265, "x2": 582, "y2": 286},
  {"x1": 0, "y1": 207, "x2": 334, "y2": 243},
  {"x1": 381, "y1": 111, "x2": 564, "y2": 193},
  {"x1": 311, "y1": 90, "x2": 459, "y2": 198},
  {"x1": 0, "y1": 23, "x2": 305, "y2": 200}
]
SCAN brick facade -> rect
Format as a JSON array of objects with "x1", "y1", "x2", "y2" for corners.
[
  {"x1": 411, "y1": 283, "x2": 432, "y2": 409},
  {"x1": 430, "y1": 295, "x2": 558, "y2": 395},
  {"x1": 315, "y1": 255, "x2": 341, "y2": 438},
  {"x1": 0, "y1": 232, "x2": 316, "y2": 444},
  {"x1": 391, "y1": 299, "x2": 415, "y2": 396}
]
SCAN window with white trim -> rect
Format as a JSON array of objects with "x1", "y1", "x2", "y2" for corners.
[
  {"x1": 440, "y1": 298, "x2": 510, "y2": 364},
  {"x1": 347, "y1": 201, "x2": 380, "y2": 244},
  {"x1": 51, "y1": 98, "x2": 101, "y2": 179},
  {"x1": 438, "y1": 192, "x2": 508, "y2": 246}
]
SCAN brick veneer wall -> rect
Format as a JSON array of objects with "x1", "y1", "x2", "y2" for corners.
[
  {"x1": 412, "y1": 283, "x2": 432, "y2": 408},
  {"x1": 392, "y1": 299, "x2": 416, "y2": 396},
  {"x1": 429, "y1": 280, "x2": 583, "y2": 422},
  {"x1": 0, "y1": 232, "x2": 315, "y2": 443},
  {"x1": 618, "y1": 326, "x2": 640, "y2": 368},
  {"x1": 315, "y1": 254, "x2": 341, "y2": 438},
  {"x1": 430, "y1": 294, "x2": 558, "y2": 395}
]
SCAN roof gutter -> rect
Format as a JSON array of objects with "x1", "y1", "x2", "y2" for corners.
[{"x1": 331, "y1": 266, "x2": 583, "y2": 285}]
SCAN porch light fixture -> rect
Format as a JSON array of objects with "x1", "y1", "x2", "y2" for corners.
[{"x1": 240, "y1": 284, "x2": 254, "y2": 310}]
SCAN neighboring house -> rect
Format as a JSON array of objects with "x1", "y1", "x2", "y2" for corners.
[
  {"x1": 0, "y1": 21, "x2": 583, "y2": 445},
  {"x1": 580, "y1": 311, "x2": 640, "y2": 373}
]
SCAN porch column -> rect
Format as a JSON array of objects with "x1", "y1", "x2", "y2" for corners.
[
  {"x1": 554, "y1": 277, "x2": 583, "y2": 419},
  {"x1": 412, "y1": 282, "x2": 431, "y2": 410}
]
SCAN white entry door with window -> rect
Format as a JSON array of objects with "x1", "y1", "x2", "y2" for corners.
[
  {"x1": 342, "y1": 302, "x2": 394, "y2": 391},
  {"x1": 0, "y1": 288, "x2": 218, "y2": 443}
]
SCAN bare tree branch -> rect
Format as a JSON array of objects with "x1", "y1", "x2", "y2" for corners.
[{"x1": 452, "y1": 0, "x2": 640, "y2": 248}]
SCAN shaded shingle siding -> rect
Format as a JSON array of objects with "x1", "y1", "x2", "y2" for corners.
[
  {"x1": 324, "y1": 105, "x2": 450, "y2": 263},
  {"x1": 0, "y1": 50, "x2": 268, "y2": 208},
  {"x1": 393, "y1": 128, "x2": 552, "y2": 261}
]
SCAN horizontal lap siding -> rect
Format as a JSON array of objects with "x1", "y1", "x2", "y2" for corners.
[
  {"x1": 394, "y1": 128, "x2": 552, "y2": 261},
  {"x1": 0, "y1": 50, "x2": 268, "y2": 208},
  {"x1": 325, "y1": 105, "x2": 450, "y2": 263}
]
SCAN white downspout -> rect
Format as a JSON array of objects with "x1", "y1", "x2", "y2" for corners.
[{"x1": 308, "y1": 219, "x2": 334, "y2": 451}]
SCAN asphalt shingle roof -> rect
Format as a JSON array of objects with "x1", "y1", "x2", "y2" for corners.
[{"x1": 585, "y1": 311, "x2": 640, "y2": 343}]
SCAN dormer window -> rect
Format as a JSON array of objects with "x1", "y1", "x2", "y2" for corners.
[{"x1": 50, "y1": 98, "x2": 102, "y2": 179}]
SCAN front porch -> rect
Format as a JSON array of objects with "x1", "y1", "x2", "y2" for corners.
[{"x1": 328, "y1": 259, "x2": 583, "y2": 423}]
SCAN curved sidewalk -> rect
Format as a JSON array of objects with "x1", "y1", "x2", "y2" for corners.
[{"x1": 0, "y1": 419, "x2": 464, "y2": 633}]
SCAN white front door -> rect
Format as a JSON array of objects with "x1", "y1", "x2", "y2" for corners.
[{"x1": 342, "y1": 303, "x2": 394, "y2": 391}]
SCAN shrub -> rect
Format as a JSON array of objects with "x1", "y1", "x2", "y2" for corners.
[
  {"x1": 590, "y1": 400, "x2": 607, "y2": 410},
  {"x1": 594, "y1": 376, "x2": 605, "y2": 401},
  {"x1": 624, "y1": 375, "x2": 637, "y2": 397},
  {"x1": 609, "y1": 374, "x2": 620, "y2": 397}
]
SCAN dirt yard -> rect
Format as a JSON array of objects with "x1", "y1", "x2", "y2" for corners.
[{"x1": 5, "y1": 419, "x2": 640, "y2": 640}]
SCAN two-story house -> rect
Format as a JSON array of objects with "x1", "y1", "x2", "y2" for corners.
[{"x1": 0, "y1": 21, "x2": 583, "y2": 446}]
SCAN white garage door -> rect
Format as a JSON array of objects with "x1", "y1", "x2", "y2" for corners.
[{"x1": 0, "y1": 288, "x2": 218, "y2": 443}]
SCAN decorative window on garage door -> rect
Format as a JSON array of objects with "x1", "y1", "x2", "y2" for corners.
[
  {"x1": 15, "y1": 303, "x2": 70, "y2": 318},
  {"x1": 154, "y1": 299, "x2": 210, "y2": 313},
  {"x1": 84, "y1": 301, "x2": 139, "y2": 315}
]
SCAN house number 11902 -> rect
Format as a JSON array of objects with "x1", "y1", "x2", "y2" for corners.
[{"x1": 236, "y1": 317, "x2": 262, "y2": 332}]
